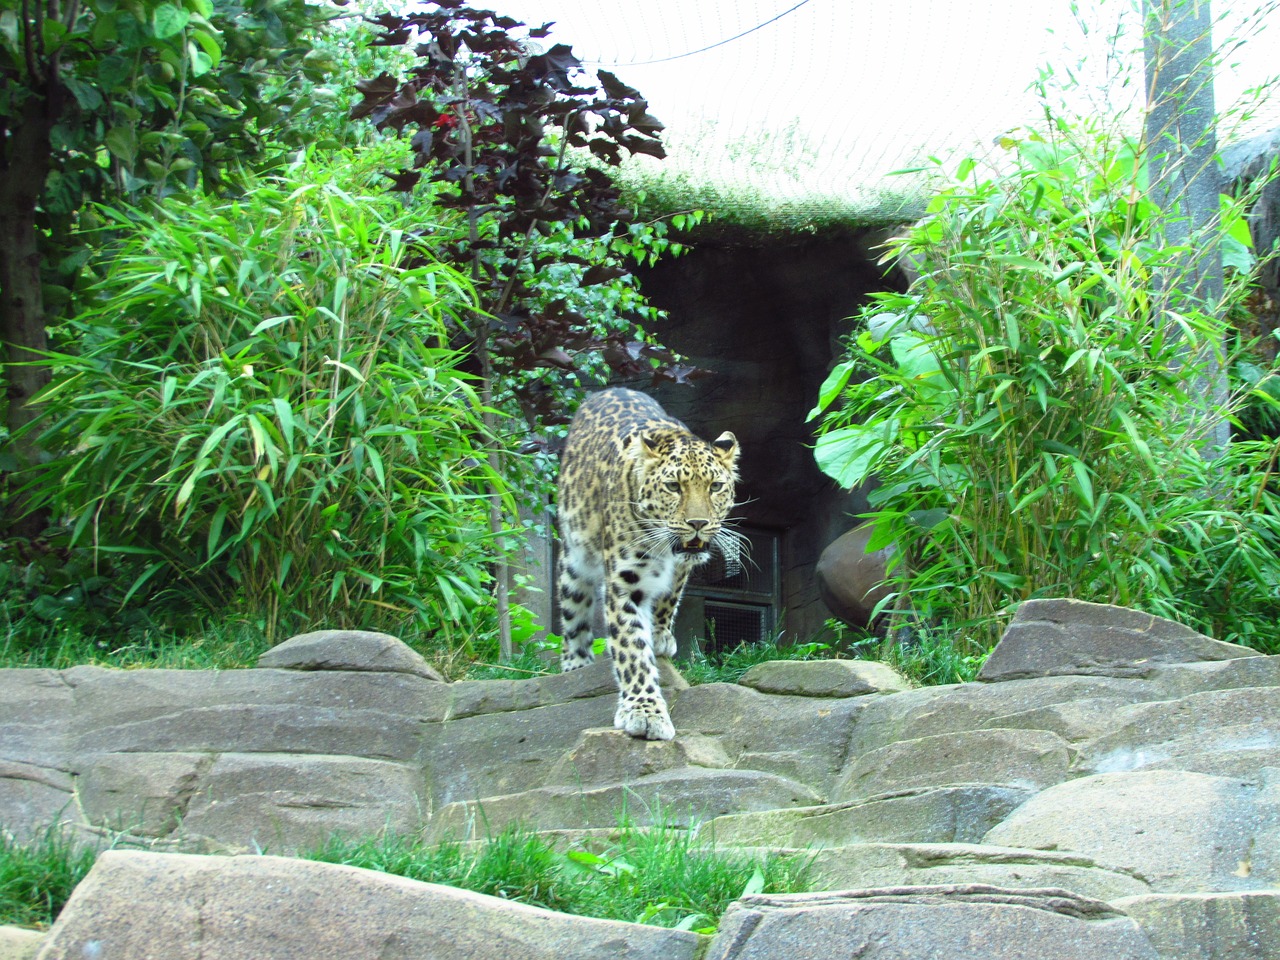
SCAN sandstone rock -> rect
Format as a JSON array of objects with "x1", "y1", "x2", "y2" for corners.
[
  {"x1": 738, "y1": 659, "x2": 909, "y2": 698},
  {"x1": 444, "y1": 658, "x2": 686, "y2": 721},
  {"x1": 671, "y1": 682, "x2": 863, "y2": 795},
  {"x1": 548, "y1": 728, "x2": 731, "y2": 785},
  {"x1": 834, "y1": 728, "x2": 1072, "y2": 802},
  {"x1": 0, "y1": 670, "x2": 74, "y2": 769},
  {"x1": 979, "y1": 599, "x2": 1258, "y2": 681},
  {"x1": 845, "y1": 674, "x2": 1160, "y2": 760},
  {"x1": 706, "y1": 886, "x2": 1159, "y2": 960},
  {"x1": 257, "y1": 629, "x2": 446, "y2": 681},
  {"x1": 67, "y1": 667, "x2": 447, "y2": 758},
  {"x1": 177, "y1": 754, "x2": 427, "y2": 854},
  {"x1": 77, "y1": 752, "x2": 213, "y2": 838},
  {"x1": 37, "y1": 850, "x2": 704, "y2": 960},
  {"x1": 984, "y1": 770, "x2": 1280, "y2": 892},
  {"x1": 699, "y1": 785, "x2": 1033, "y2": 848},
  {"x1": 814, "y1": 522, "x2": 895, "y2": 629},
  {"x1": 424, "y1": 695, "x2": 617, "y2": 806},
  {"x1": 429, "y1": 767, "x2": 822, "y2": 839},
  {"x1": 0, "y1": 926, "x2": 43, "y2": 960},
  {"x1": 797, "y1": 842, "x2": 1149, "y2": 903},
  {"x1": 983, "y1": 696, "x2": 1153, "y2": 743},
  {"x1": 1114, "y1": 891, "x2": 1280, "y2": 960},
  {"x1": 1146, "y1": 654, "x2": 1280, "y2": 700},
  {"x1": 1077, "y1": 686, "x2": 1280, "y2": 780},
  {"x1": 0, "y1": 761, "x2": 77, "y2": 842}
]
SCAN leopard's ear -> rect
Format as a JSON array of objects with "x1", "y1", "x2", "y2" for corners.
[
  {"x1": 711, "y1": 431, "x2": 739, "y2": 469},
  {"x1": 639, "y1": 431, "x2": 671, "y2": 461}
]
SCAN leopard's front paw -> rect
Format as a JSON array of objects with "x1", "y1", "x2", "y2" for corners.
[
  {"x1": 614, "y1": 698, "x2": 675, "y2": 741},
  {"x1": 652, "y1": 629, "x2": 677, "y2": 659}
]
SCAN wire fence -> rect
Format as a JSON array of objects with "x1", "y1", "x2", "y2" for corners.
[{"x1": 495, "y1": 0, "x2": 1280, "y2": 227}]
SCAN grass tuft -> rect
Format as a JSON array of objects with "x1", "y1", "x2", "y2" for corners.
[
  {"x1": 306, "y1": 820, "x2": 811, "y2": 932},
  {"x1": 0, "y1": 829, "x2": 97, "y2": 929}
]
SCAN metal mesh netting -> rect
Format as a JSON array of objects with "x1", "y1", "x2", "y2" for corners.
[{"x1": 494, "y1": 0, "x2": 1280, "y2": 228}]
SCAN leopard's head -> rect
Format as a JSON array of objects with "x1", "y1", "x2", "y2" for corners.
[{"x1": 631, "y1": 428, "x2": 740, "y2": 558}]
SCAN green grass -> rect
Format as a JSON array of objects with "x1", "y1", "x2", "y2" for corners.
[
  {"x1": 676, "y1": 638, "x2": 835, "y2": 686},
  {"x1": 305, "y1": 821, "x2": 812, "y2": 932},
  {"x1": 0, "y1": 616, "x2": 273, "y2": 671},
  {"x1": 3, "y1": 820, "x2": 810, "y2": 934},
  {"x1": 0, "y1": 829, "x2": 97, "y2": 929}
]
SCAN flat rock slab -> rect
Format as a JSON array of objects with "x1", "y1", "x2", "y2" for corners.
[
  {"x1": 699, "y1": 784, "x2": 1034, "y2": 848},
  {"x1": 979, "y1": 599, "x2": 1258, "y2": 681},
  {"x1": 706, "y1": 885, "x2": 1159, "y2": 960},
  {"x1": 429, "y1": 767, "x2": 822, "y2": 840},
  {"x1": 1077, "y1": 686, "x2": 1280, "y2": 778},
  {"x1": 671, "y1": 683, "x2": 864, "y2": 795},
  {"x1": 37, "y1": 850, "x2": 703, "y2": 960},
  {"x1": 984, "y1": 770, "x2": 1280, "y2": 892},
  {"x1": 834, "y1": 728, "x2": 1072, "y2": 802},
  {"x1": 796, "y1": 842, "x2": 1150, "y2": 903},
  {"x1": 737, "y1": 659, "x2": 909, "y2": 697}
]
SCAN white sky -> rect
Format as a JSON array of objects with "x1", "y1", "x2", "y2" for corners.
[{"x1": 492, "y1": 0, "x2": 1280, "y2": 221}]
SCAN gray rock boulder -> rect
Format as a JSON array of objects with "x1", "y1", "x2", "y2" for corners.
[
  {"x1": 833, "y1": 727, "x2": 1072, "y2": 802},
  {"x1": 984, "y1": 770, "x2": 1280, "y2": 892},
  {"x1": 36, "y1": 850, "x2": 704, "y2": 960},
  {"x1": 979, "y1": 599, "x2": 1259, "y2": 681},
  {"x1": 738, "y1": 658, "x2": 909, "y2": 697},
  {"x1": 814, "y1": 522, "x2": 895, "y2": 629},
  {"x1": 257, "y1": 629, "x2": 447, "y2": 681},
  {"x1": 699, "y1": 784, "x2": 1034, "y2": 848},
  {"x1": 706, "y1": 886, "x2": 1159, "y2": 959},
  {"x1": 797, "y1": 842, "x2": 1150, "y2": 903}
]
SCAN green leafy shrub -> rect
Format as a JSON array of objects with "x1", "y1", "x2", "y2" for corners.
[
  {"x1": 812, "y1": 124, "x2": 1280, "y2": 654},
  {"x1": 24, "y1": 151, "x2": 506, "y2": 643}
]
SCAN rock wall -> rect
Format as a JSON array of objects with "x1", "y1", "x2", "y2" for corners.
[{"x1": 4, "y1": 598, "x2": 1280, "y2": 959}]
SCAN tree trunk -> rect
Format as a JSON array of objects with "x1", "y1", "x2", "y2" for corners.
[
  {"x1": 0, "y1": 89, "x2": 56, "y2": 537},
  {"x1": 1143, "y1": 0, "x2": 1228, "y2": 456}
]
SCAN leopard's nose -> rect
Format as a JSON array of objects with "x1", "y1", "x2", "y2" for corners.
[{"x1": 688, "y1": 519, "x2": 708, "y2": 531}]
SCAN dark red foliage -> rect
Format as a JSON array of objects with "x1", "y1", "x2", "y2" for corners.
[{"x1": 353, "y1": 3, "x2": 710, "y2": 424}]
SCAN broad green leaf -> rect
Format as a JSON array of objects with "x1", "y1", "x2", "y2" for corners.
[
  {"x1": 813, "y1": 424, "x2": 890, "y2": 489},
  {"x1": 153, "y1": 4, "x2": 190, "y2": 39},
  {"x1": 104, "y1": 126, "x2": 138, "y2": 163},
  {"x1": 807, "y1": 359, "x2": 857, "y2": 421}
]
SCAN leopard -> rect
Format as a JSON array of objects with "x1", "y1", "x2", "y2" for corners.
[{"x1": 555, "y1": 387, "x2": 741, "y2": 741}]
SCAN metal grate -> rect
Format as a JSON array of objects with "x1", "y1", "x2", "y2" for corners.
[{"x1": 702, "y1": 600, "x2": 770, "y2": 655}]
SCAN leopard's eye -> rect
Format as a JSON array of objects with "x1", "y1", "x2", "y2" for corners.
[
  {"x1": 710, "y1": 481, "x2": 725, "y2": 492},
  {"x1": 664, "y1": 481, "x2": 681, "y2": 493}
]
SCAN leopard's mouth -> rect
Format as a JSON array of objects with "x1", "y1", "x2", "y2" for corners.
[{"x1": 677, "y1": 539, "x2": 708, "y2": 554}]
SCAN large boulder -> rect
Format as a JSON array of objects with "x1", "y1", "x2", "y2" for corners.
[
  {"x1": 814, "y1": 522, "x2": 895, "y2": 629},
  {"x1": 979, "y1": 599, "x2": 1259, "y2": 681},
  {"x1": 257, "y1": 629, "x2": 447, "y2": 681},
  {"x1": 706, "y1": 886, "x2": 1159, "y2": 959},
  {"x1": 983, "y1": 770, "x2": 1280, "y2": 892},
  {"x1": 36, "y1": 851, "x2": 704, "y2": 960}
]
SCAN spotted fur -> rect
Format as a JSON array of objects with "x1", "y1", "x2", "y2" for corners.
[{"x1": 555, "y1": 388, "x2": 740, "y2": 740}]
